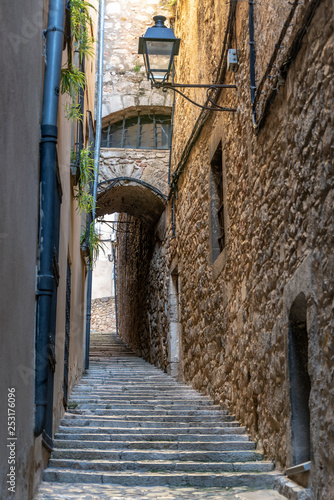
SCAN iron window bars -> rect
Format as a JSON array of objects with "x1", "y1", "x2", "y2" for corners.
[{"x1": 101, "y1": 113, "x2": 172, "y2": 150}]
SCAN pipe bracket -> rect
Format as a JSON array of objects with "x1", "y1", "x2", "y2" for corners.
[{"x1": 37, "y1": 274, "x2": 54, "y2": 294}]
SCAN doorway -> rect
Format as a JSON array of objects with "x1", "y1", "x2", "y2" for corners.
[{"x1": 288, "y1": 292, "x2": 311, "y2": 465}]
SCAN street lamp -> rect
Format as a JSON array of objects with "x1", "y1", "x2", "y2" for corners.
[
  {"x1": 138, "y1": 16, "x2": 237, "y2": 112},
  {"x1": 138, "y1": 15, "x2": 180, "y2": 85}
]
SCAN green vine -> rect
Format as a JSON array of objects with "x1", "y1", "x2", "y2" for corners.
[
  {"x1": 72, "y1": 147, "x2": 96, "y2": 214},
  {"x1": 70, "y1": 0, "x2": 96, "y2": 61},
  {"x1": 61, "y1": 65, "x2": 86, "y2": 121},
  {"x1": 61, "y1": 0, "x2": 100, "y2": 266},
  {"x1": 80, "y1": 221, "x2": 104, "y2": 268},
  {"x1": 60, "y1": 0, "x2": 96, "y2": 121}
]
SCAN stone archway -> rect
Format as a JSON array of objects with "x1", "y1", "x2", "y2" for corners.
[{"x1": 96, "y1": 177, "x2": 166, "y2": 226}]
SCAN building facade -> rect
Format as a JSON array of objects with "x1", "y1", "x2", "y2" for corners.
[
  {"x1": 0, "y1": 1, "x2": 97, "y2": 497},
  {"x1": 108, "y1": 0, "x2": 333, "y2": 498}
]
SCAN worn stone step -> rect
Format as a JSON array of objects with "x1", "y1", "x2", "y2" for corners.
[
  {"x1": 51, "y1": 449, "x2": 263, "y2": 462},
  {"x1": 53, "y1": 439, "x2": 255, "y2": 451},
  {"x1": 39, "y1": 332, "x2": 278, "y2": 495},
  {"x1": 68, "y1": 405, "x2": 223, "y2": 413},
  {"x1": 67, "y1": 409, "x2": 230, "y2": 417},
  {"x1": 73, "y1": 377, "x2": 199, "y2": 381},
  {"x1": 43, "y1": 468, "x2": 279, "y2": 488},
  {"x1": 70, "y1": 387, "x2": 213, "y2": 394},
  {"x1": 48, "y1": 458, "x2": 274, "y2": 473},
  {"x1": 69, "y1": 390, "x2": 216, "y2": 398},
  {"x1": 68, "y1": 397, "x2": 217, "y2": 408},
  {"x1": 64, "y1": 413, "x2": 237, "y2": 423},
  {"x1": 55, "y1": 432, "x2": 249, "y2": 442},
  {"x1": 68, "y1": 395, "x2": 217, "y2": 402},
  {"x1": 60, "y1": 418, "x2": 242, "y2": 428},
  {"x1": 57, "y1": 425, "x2": 248, "y2": 435}
]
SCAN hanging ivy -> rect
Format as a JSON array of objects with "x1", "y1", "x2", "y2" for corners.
[
  {"x1": 60, "y1": 0, "x2": 101, "y2": 267},
  {"x1": 60, "y1": 0, "x2": 96, "y2": 121},
  {"x1": 80, "y1": 221, "x2": 104, "y2": 268},
  {"x1": 72, "y1": 147, "x2": 96, "y2": 213}
]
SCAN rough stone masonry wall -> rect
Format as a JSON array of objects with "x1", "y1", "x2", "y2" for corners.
[
  {"x1": 102, "y1": 0, "x2": 172, "y2": 118},
  {"x1": 99, "y1": 148, "x2": 170, "y2": 197},
  {"x1": 91, "y1": 297, "x2": 116, "y2": 333},
  {"x1": 116, "y1": 0, "x2": 333, "y2": 498},
  {"x1": 117, "y1": 213, "x2": 152, "y2": 357},
  {"x1": 170, "y1": 0, "x2": 333, "y2": 496},
  {"x1": 117, "y1": 212, "x2": 169, "y2": 370}
]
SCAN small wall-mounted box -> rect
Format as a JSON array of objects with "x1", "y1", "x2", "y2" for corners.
[{"x1": 227, "y1": 49, "x2": 238, "y2": 72}]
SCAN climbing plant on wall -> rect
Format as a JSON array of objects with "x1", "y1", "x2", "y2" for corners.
[
  {"x1": 60, "y1": 0, "x2": 102, "y2": 266},
  {"x1": 60, "y1": 0, "x2": 95, "y2": 121}
]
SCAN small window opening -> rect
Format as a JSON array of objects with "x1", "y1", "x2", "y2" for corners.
[{"x1": 210, "y1": 141, "x2": 226, "y2": 262}]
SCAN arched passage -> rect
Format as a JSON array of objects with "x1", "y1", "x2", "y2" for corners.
[{"x1": 97, "y1": 177, "x2": 166, "y2": 226}]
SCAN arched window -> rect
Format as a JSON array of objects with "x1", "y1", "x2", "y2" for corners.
[{"x1": 101, "y1": 113, "x2": 171, "y2": 150}]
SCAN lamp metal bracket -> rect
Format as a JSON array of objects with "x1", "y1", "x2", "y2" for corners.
[{"x1": 157, "y1": 82, "x2": 237, "y2": 112}]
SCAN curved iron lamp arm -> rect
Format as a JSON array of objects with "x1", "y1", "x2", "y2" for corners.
[{"x1": 160, "y1": 82, "x2": 237, "y2": 112}]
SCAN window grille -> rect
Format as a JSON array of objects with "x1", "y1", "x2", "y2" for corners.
[{"x1": 101, "y1": 113, "x2": 171, "y2": 150}]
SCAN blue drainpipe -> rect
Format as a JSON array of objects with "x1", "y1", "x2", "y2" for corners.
[{"x1": 35, "y1": 0, "x2": 65, "y2": 437}]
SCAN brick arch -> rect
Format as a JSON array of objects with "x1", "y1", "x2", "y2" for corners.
[{"x1": 96, "y1": 177, "x2": 166, "y2": 226}]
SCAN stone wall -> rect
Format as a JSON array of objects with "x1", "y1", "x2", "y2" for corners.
[
  {"x1": 102, "y1": 0, "x2": 172, "y2": 118},
  {"x1": 91, "y1": 297, "x2": 117, "y2": 333},
  {"x1": 99, "y1": 148, "x2": 170, "y2": 197},
  {"x1": 116, "y1": 214, "x2": 152, "y2": 357},
  {"x1": 117, "y1": 212, "x2": 169, "y2": 370},
  {"x1": 116, "y1": 0, "x2": 334, "y2": 498}
]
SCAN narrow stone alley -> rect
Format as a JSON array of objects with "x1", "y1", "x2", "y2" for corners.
[{"x1": 34, "y1": 332, "x2": 290, "y2": 499}]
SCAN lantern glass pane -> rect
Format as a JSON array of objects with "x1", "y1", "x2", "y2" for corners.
[{"x1": 146, "y1": 40, "x2": 174, "y2": 80}]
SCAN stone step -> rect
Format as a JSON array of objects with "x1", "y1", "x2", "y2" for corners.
[
  {"x1": 64, "y1": 413, "x2": 237, "y2": 423},
  {"x1": 60, "y1": 418, "x2": 242, "y2": 428},
  {"x1": 53, "y1": 439, "x2": 255, "y2": 451},
  {"x1": 57, "y1": 425, "x2": 248, "y2": 435},
  {"x1": 69, "y1": 388, "x2": 216, "y2": 395},
  {"x1": 48, "y1": 458, "x2": 274, "y2": 473},
  {"x1": 39, "y1": 333, "x2": 279, "y2": 495},
  {"x1": 43, "y1": 468, "x2": 278, "y2": 488},
  {"x1": 51, "y1": 449, "x2": 263, "y2": 462},
  {"x1": 55, "y1": 432, "x2": 249, "y2": 442},
  {"x1": 67, "y1": 399, "x2": 217, "y2": 406},
  {"x1": 68, "y1": 404, "x2": 223, "y2": 412},
  {"x1": 67, "y1": 409, "x2": 231, "y2": 417},
  {"x1": 70, "y1": 386, "x2": 210, "y2": 392}
]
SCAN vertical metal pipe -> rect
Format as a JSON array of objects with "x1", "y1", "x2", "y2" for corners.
[
  {"x1": 168, "y1": 67, "x2": 176, "y2": 187},
  {"x1": 92, "y1": 0, "x2": 105, "y2": 213},
  {"x1": 85, "y1": 0, "x2": 105, "y2": 370},
  {"x1": 35, "y1": 0, "x2": 66, "y2": 437},
  {"x1": 85, "y1": 263, "x2": 92, "y2": 370}
]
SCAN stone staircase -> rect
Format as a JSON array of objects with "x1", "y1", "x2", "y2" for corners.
[{"x1": 38, "y1": 332, "x2": 283, "y2": 496}]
